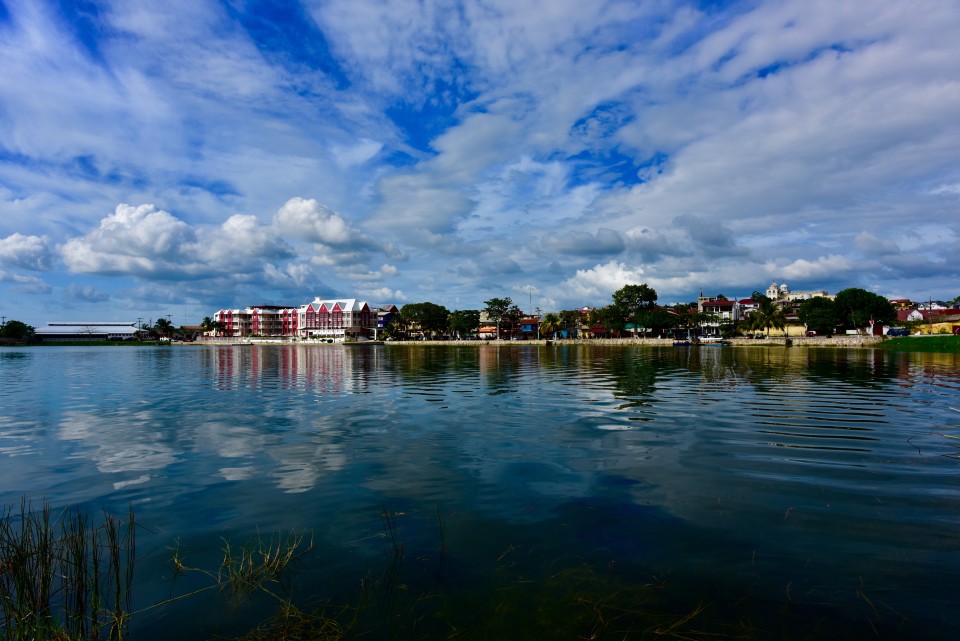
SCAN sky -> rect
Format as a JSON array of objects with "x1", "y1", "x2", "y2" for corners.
[{"x1": 1, "y1": 0, "x2": 959, "y2": 327}]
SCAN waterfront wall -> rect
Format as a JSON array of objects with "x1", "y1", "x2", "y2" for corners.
[
  {"x1": 197, "y1": 335, "x2": 888, "y2": 348},
  {"x1": 382, "y1": 336, "x2": 888, "y2": 347}
]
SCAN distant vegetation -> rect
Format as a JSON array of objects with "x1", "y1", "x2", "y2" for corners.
[{"x1": 0, "y1": 320, "x2": 34, "y2": 344}]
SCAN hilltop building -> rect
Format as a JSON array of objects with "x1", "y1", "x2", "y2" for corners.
[{"x1": 765, "y1": 282, "x2": 831, "y2": 304}]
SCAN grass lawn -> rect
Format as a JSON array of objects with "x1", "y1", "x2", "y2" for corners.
[{"x1": 879, "y1": 335, "x2": 960, "y2": 352}]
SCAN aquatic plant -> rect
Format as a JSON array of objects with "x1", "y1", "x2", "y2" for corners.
[
  {"x1": 0, "y1": 500, "x2": 134, "y2": 641},
  {"x1": 169, "y1": 528, "x2": 313, "y2": 603}
]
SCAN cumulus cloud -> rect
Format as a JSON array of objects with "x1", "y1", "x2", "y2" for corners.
[
  {"x1": 61, "y1": 204, "x2": 197, "y2": 276},
  {"x1": 562, "y1": 260, "x2": 647, "y2": 300},
  {"x1": 0, "y1": 233, "x2": 54, "y2": 271},
  {"x1": 200, "y1": 214, "x2": 295, "y2": 267},
  {"x1": 59, "y1": 203, "x2": 303, "y2": 281},
  {"x1": 273, "y1": 197, "x2": 375, "y2": 249}
]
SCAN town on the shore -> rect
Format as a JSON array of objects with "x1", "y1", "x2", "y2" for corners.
[{"x1": 7, "y1": 281, "x2": 960, "y2": 344}]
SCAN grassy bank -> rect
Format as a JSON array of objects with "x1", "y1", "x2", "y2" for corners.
[{"x1": 878, "y1": 335, "x2": 960, "y2": 353}]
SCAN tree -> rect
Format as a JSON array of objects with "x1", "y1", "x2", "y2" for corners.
[
  {"x1": 559, "y1": 309, "x2": 584, "y2": 338},
  {"x1": 612, "y1": 284, "x2": 658, "y2": 338},
  {"x1": 640, "y1": 307, "x2": 677, "y2": 338},
  {"x1": 0, "y1": 320, "x2": 34, "y2": 342},
  {"x1": 448, "y1": 309, "x2": 480, "y2": 339},
  {"x1": 539, "y1": 313, "x2": 561, "y2": 338},
  {"x1": 483, "y1": 297, "x2": 513, "y2": 340},
  {"x1": 154, "y1": 317, "x2": 174, "y2": 338},
  {"x1": 400, "y1": 302, "x2": 450, "y2": 338},
  {"x1": 798, "y1": 297, "x2": 838, "y2": 336},
  {"x1": 589, "y1": 306, "x2": 625, "y2": 338},
  {"x1": 383, "y1": 315, "x2": 406, "y2": 339},
  {"x1": 503, "y1": 305, "x2": 524, "y2": 338},
  {"x1": 747, "y1": 291, "x2": 786, "y2": 335},
  {"x1": 833, "y1": 288, "x2": 894, "y2": 333}
]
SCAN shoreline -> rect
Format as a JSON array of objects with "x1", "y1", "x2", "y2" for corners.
[{"x1": 196, "y1": 335, "x2": 889, "y2": 348}]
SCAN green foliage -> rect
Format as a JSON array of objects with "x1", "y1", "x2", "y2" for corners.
[
  {"x1": 834, "y1": 288, "x2": 894, "y2": 332},
  {"x1": 0, "y1": 320, "x2": 34, "y2": 342},
  {"x1": 746, "y1": 291, "x2": 787, "y2": 334},
  {"x1": 483, "y1": 297, "x2": 513, "y2": 339},
  {"x1": 639, "y1": 307, "x2": 676, "y2": 337},
  {"x1": 588, "y1": 306, "x2": 625, "y2": 337},
  {"x1": 0, "y1": 500, "x2": 135, "y2": 641},
  {"x1": 399, "y1": 302, "x2": 449, "y2": 337},
  {"x1": 558, "y1": 309, "x2": 584, "y2": 337},
  {"x1": 154, "y1": 317, "x2": 174, "y2": 337},
  {"x1": 448, "y1": 309, "x2": 480, "y2": 338},
  {"x1": 611, "y1": 284, "x2": 657, "y2": 336},
  {"x1": 797, "y1": 297, "x2": 838, "y2": 335},
  {"x1": 539, "y1": 313, "x2": 561, "y2": 337}
]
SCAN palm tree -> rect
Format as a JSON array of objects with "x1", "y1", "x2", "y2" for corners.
[
  {"x1": 539, "y1": 313, "x2": 561, "y2": 339},
  {"x1": 155, "y1": 317, "x2": 174, "y2": 339},
  {"x1": 747, "y1": 292, "x2": 787, "y2": 336}
]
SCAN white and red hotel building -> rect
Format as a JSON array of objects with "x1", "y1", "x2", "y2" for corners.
[{"x1": 214, "y1": 298, "x2": 397, "y2": 341}]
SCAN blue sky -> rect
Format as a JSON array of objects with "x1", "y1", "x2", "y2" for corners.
[{"x1": 1, "y1": 0, "x2": 958, "y2": 326}]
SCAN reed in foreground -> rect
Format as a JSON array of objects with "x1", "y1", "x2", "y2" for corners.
[{"x1": 0, "y1": 500, "x2": 135, "y2": 641}]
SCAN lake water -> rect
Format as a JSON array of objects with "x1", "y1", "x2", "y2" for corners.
[{"x1": 2, "y1": 344, "x2": 959, "y2": 639}]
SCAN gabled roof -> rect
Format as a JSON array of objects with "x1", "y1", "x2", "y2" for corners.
[{"x1": 303, "y1": 298, "x2": 369, "y2": 312}]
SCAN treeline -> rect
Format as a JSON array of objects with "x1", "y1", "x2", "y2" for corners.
[
  {"x1": 385, "y1": 284, "x2": 901, "y2": 340},
  {"x1": 0, "y1": 320, "x2": 34, "y2": 343}
]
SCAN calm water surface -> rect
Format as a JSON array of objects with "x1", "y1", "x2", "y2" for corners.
[{"x1": 1, "y1": 344, "x2": 959, "y2": 639}]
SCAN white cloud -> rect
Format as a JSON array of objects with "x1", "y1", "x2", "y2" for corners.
[
  {"x1": 0, "y1": 269, "x2": 52, "y2": 294},
  {"x1": 330, "y1": 138, "x2": 383, "y2": 167},
  {"x1": 273, "y1": 197, "x2": 367, "y2": 247},
  {"x1": 929, "y1": 183, "x2": 960, "y2": 195},
  {"x1": 562, "y1": 260, "x2": 647, "y2": 300},
  {"x1": 361, "y1": 286, "x2": 405, "y2": 302},
  {"x1": 777, "y1": 255, "x2": 856, "y2": 281},
  {"x1": 61, "y1": 204, "x2": 197, "y2": 276},
  {"x1": 0, "y1": 233, "x2": 54, "y2": 271}
]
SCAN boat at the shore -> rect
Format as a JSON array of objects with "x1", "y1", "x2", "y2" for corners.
[{"x1": 696, "y1": 336, "x2": 730, "y2": 345}]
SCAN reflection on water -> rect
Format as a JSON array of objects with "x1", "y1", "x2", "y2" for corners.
[{"x1": 2, "y1": 344, "x2": 960, "y2": 639}]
